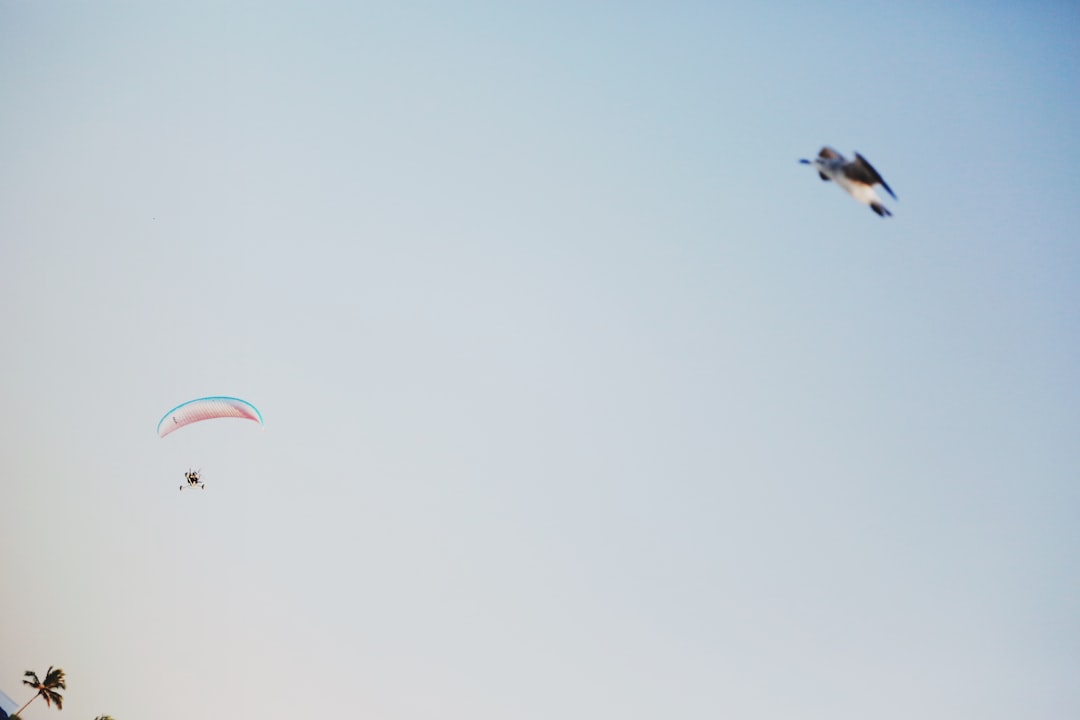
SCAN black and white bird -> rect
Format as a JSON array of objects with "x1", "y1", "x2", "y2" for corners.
[{"x1": 800, "y1": 147, "x2": 897, "y2": 217}]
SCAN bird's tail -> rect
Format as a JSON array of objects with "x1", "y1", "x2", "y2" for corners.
[{"x1": 870, "y1": 202, "x2": 892, "y2": 217}]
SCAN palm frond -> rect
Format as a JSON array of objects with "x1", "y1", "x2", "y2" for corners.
[
  {"x1": 43, "y1": 687, "x2": 63, "y2": 709},
  {"x1": 43, "y1": 666, "x2": 66, "y2": 690}
]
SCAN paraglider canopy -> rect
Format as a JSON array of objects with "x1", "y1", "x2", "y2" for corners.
[{"x1": 157, "y1": 396, "x2": 263, "y2": 438}]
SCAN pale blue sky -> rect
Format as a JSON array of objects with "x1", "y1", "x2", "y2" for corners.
[{"x1": 2, "y1": 2, "x2": 1078, "y2": 719}]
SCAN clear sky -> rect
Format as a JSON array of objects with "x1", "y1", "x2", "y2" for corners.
[{"x1": 2, "y1": 2, "x2": 1078, "y2": 719}]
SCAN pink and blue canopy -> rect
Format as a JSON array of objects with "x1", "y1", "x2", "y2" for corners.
[{"x1": 157, "y1": 396, "x2": 263, "y2": 438}]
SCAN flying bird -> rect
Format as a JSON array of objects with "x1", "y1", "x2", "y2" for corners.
[{"x1": 800, "y1": 147, "x2": 897, "y2": 217}]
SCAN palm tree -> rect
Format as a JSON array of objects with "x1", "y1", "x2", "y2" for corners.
[{"x1": 15, "y1": 666, "x2": 66, "y2": 716}]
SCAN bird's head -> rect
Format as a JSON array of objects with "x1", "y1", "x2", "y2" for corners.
[{"x1": 801, "y1": 146, "x2": 841, "y2": 170}]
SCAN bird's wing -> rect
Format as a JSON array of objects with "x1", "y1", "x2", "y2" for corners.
[{"x1": 849, "y1": 153, "x2": 897, "y2": 199}]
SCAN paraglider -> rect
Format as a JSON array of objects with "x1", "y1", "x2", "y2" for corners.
[
  {"x1": 158, "y1": 396, "x2": 262, "y2": 492},
  {"x1": 182, "y1": 469, "x2": 204, "y2": 491}
]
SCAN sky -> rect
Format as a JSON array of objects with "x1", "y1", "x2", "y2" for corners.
[{"x1": 1, "y1": 2, "x2": 1078, "y2": 718}]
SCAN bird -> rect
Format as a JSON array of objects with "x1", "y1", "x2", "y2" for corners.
[{"x1": 800, "y1": 147, "x2": 897, "y2": 217}]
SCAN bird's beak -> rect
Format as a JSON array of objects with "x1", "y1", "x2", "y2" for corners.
[{"x1": 799, "y1": 159, "x2": 811, "y2": 164}]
